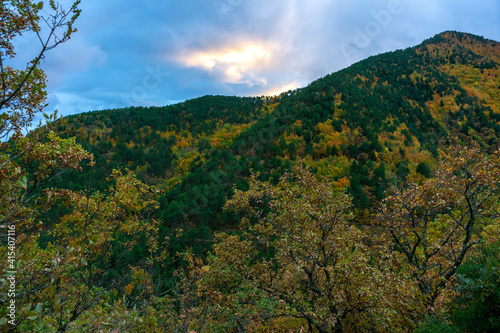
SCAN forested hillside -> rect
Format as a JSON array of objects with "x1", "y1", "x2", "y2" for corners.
[
  {"x1": 53, "y1": 31, "x2": 500, "y2": 225},
  {"x1": 2, "y1": 27, "x2": 500, "y2": 332}
]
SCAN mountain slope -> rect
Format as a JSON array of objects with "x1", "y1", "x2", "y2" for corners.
[{"x1": 51, "y1": 31, "x2": 500, "y2": 238}]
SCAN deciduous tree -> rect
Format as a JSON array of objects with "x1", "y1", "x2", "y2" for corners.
[
  {"x1": 379, "y1": 139, "x2": 500, "y2": 310},
  {"x1": 1, "y1": 0, "x2": 81, "y2": 138},
  {"x1": 0, "y1": 2, "x2": 150, "y2": 331},
  {"x1": 37, "y1": 170, "x2": 161, "y2": 331},
  {"x1": 199, "y1": 166, "x2": 419, "y2": 332}
]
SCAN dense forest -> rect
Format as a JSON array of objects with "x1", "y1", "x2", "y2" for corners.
[
  {"x1": 52, "y1": 31, "x2": 500, "y2": 229},
  {"x1": 1, "y1": 3, "x2": 499, "y2": 331}
]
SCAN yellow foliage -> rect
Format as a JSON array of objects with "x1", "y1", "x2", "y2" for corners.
[
  {"x1": 440, "y1": 63, "x2": 500, "y2": 114},
  {"x1": 335, "y1": 177, "x2": 350, "y2": 189},
  {"x1": 125, "y1": 283, "x2": 134, "y2": 295},
  {"x1": 209, "y1": 122, "x2": 250, "y2": 149}
]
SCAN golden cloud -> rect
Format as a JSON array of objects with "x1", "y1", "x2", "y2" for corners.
[{"x1": 177, "y1": 44, "x2": 273, "y2": 83}]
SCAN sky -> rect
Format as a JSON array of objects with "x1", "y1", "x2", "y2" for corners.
[{"x1": 13, "y1": 0, "x2": 500, "y2": 116}]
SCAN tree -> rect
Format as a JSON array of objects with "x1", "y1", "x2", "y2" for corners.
[
  {"x1": 36, "y1": 170, "x2": 161, "y2": 331},
  {"x1": 199, "y1": 166, "x2": 419, "y2": 332},
  {"x1": 0, "y1": 0, "x2": 84, "y2": 227},
  {"x1": 349, "y1": 171, "x2": 369, "y2": 209},
  {"x1": 1, "y1": 0, "x2": 81, "y2": 138},
  {"x1": 449, "y1": 240, "x2": 500, "y2": 332},
  {"x1": 0, "y1": 4, "x2": 171, "y2": 328},
  {"x1": 0, "y1": 2, "x2": 122, "y2": 330},
  {"x1": 0, "y1": 132, "x2": 92, "y2": 331},
  {"x1": 416, "y1": 161, "x2": 432, "y2": 178},
  {"x1": 378, "y1": 139, "x2": 500, "y2": 310}
]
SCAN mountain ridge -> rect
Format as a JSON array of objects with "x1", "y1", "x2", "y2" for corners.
[{"x1": 50, "y1": 30, "x2": 500, "y2": 230}]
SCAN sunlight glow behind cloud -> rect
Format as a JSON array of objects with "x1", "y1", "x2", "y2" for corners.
[
  {"x1": 178, "y1": 45, "x2": 273, "y2": 84},
  {"x1": 264, "y1": 82, "x2": 302, "y2": 97}
]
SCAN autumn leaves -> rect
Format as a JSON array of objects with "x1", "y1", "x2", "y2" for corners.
[{"x1": 195, "y1": 142, "x2": 500, "y2": 331}]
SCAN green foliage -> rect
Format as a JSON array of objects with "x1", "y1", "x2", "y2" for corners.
[
  {"x1": 450, "y1": 241, "x2": 500, "y2": 332},
  {"x1": 416, "y1": 161, "x2": 432, "y2": 178},
  {"x1": 414, "y1": 315, "x2": 461, "y2": 333}
]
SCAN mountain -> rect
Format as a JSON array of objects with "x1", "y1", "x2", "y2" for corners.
[{"x1": 50, "y1": 31, "x2": 500, "y2": 250}]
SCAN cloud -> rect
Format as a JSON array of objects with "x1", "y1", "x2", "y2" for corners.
[
  {"x1": 32, "y1": 0, "x2": 500, "y2": 116},
  {"x1": 49, "y1": 92, "x2": 105, "y2": 115},
  {"x1": 43, "y1": 38, "x2": 107, "y2": 86},
  {"x1": 175, "y1": 43, "x2": 274, "y2": 84}
]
